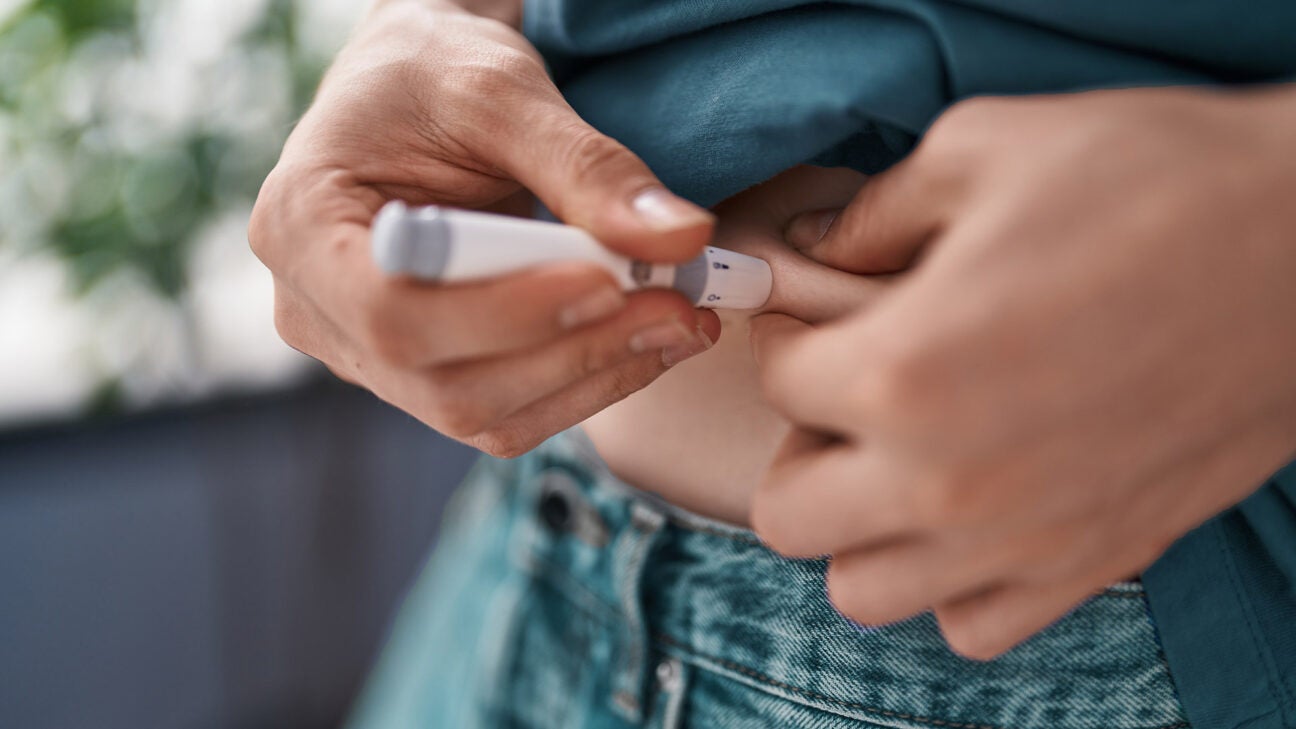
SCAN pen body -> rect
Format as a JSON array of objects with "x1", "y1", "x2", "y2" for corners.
[
  {"x1": 435, "y1": 209, "x2": 674, "y2": 290},
  {"x1": 372, "y1": 202, "x2": 772, "y2": 310}
]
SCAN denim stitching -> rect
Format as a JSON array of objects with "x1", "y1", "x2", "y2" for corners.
[
  {"x1": 610, "y1": 503, "x2": 667, "y2": 720},
  {"x1": 652, "y1": 632, "x2": 1189, "y2": 729}
]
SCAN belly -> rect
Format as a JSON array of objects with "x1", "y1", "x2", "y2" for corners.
[
  {"x1": 583, "y1": 166, "x2": 881, "y2": 526},
  {"x1": 582, "y1": 310, "x2": 784, "y2": 524}
]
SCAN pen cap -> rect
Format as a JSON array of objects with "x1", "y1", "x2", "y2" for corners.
[
  {"x1": 674, "y1": 247, "x2": 773, "y2": 310},
  {"x1": 371, "y1": 200, "x2": 451, "y2": 278}
]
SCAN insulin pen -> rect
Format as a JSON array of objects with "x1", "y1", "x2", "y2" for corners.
[{"x1": 371, "y1": 201, "x2": 773, "y2": 310}]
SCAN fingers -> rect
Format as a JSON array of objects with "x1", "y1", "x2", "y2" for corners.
[
  {"x1": 272, "y1": 212, "x2": 725, "y2": 459},
  {"x1": 356, "y1": 294, "x2": 717, "y2": 457},
  {"x1": 933, "y1": 579, "x2": 1098, "y2": 661},
  {"x1": 824, "y1": 530, "x2": 1065, "y2": 628},
  {"x1": 300, "y1": 222, "x2": 652, "y2": 366},
  {"x1": 470, "y1": 348, "x2": 690, "y2": 457},
  {"x1": 371, "y1": 265, "x2": 633, "y2": 366},
  {"x1": 492, "y1": 101, "x2": 714, "y2": 263},
  {"x1": 464, "y1": 308, "x2": 721, "y2": 457},
  {"x1": 757, "y1": 248, "x2": 894, "y2": 322},
  {"x1": 783, "y1": 156, "x2": 947, "y2": 274},
  {"x1": 753, "y1": 436, "x2": 925, "y2": 558},
  {"x1": 748, "y1": 313, "x2": 870, "y2": 432},
  {"x1": 421, "y1": 291, "x2": 715, "y2": 435}
]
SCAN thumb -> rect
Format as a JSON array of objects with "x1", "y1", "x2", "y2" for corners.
[
  {"x1": 494, "y1": 102, "x2": 713, "y2": 263},
  {"x1": 782, "y1": 160, "x2": 943, "y2": 274}
]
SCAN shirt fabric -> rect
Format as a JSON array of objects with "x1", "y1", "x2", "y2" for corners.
[{"x1": 522, "y1": 3, "x2": 1296, "y2": 727}]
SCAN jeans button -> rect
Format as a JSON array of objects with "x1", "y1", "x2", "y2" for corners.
[
  {"x1": 536, "y1": 467, "x2": 609, "y2": 545},
  {"x1": 538, "y1": 488, "x2": 572, "y2": 532},
  {"x1": 655, "y1": 658, "x2": 681, "y2": 690}
]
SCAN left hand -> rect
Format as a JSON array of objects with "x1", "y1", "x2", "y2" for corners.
[{"x1": 749, "y1": 86, "x2": 1296, "y2": 659}]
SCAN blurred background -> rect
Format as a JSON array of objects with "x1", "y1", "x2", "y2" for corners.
[{"x1": 0, "y1": 1, "x2": 476, "y2": 727}]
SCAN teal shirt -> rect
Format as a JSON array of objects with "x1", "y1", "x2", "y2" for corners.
[{"x1": 524, "y1": 2, "x2": 1296, "y2": 726}]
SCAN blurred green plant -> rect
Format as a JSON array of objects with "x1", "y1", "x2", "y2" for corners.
[{"x1": 0, "y1": 0, "x2": 326, "y2": 299}]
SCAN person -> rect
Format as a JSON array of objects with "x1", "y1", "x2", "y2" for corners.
[{"x1": 249, "y1": 0, "x2": 1296, "y2": 727}]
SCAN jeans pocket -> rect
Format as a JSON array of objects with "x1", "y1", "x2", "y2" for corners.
[{"x1": 675, "y1": 661, "x2": 899, "y2": 729}]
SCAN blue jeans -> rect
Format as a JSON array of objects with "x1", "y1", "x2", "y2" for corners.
[{"x1": 347, "y1": 429, "x2": 1190, "y2": 729}]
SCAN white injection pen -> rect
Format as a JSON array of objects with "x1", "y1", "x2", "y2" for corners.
[{"x1": 371, "y1": 201, "x2": 773, "y2": 310}]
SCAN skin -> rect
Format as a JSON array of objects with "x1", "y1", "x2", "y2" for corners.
[
  {"x1": 749, "y1": 86, "x2": 1296, "y2": 660},
  {"x1": 585, "y1": 166, "x2": 889, "y2": 525},
  {"x1": 249, "y1": 0, "x2": 719, "y2": 458}
]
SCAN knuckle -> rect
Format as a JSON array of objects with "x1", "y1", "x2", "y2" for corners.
[
  {"x1": 826, "y1": 196, "x2": 892, "y2": 270},
  {"x1": 605, "y1": 361, "x2": 659, "y2": 399},
  {"x1": 562, "y1": 128, "x2": 634, "y2": 188},
  {"x1": 575, "y1": 336, "x2": 620, "y2": 380},
  {"x1": 379, "y1": 54, "x2": 432, "y2": 87},
  {"x1": 447, "y1": 54, "x2": 528, "y2": 99},
  {"x1": 248, "y1": 165, "x2": 294, "y2": 265},
  {"x1": 483, "y1": 47, "x2": 545, "y2": 86},
  {"x1": 471, "y1": 423, "x2": 538, "y2": 459}
]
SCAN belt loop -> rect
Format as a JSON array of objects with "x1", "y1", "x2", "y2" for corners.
[
  {"x1": 654, "y1": 656, "x2": 688, "y2": 729},
  {"x1": 609, "y1": 500, "x2": 666, "y2": 722}
]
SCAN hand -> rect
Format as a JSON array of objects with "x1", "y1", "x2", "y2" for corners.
[
  {"x1": 249, "y1": 0, "x2": 718, "y2": 457},
  {"x1": 750, "y1": 86, "x2": 1296, "y2": 659}
]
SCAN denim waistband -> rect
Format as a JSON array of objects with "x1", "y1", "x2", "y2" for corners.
[{"x1": 491, "y1": 428, "x2": 1188, "y2": 729}]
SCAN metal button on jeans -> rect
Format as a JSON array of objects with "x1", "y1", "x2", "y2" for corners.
[
  {"x1": 536, "y1": 467, "x2": 610, "y2": 545},
  {"x1": 538, "y1": 486, "x2": 572, "y2": 532},
  {"x1": 655, "y1": 658, "x2": 681, "y2": 691}
]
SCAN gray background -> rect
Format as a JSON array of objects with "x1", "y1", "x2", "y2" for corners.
[{"x1": 0, "y1": 378, "x2": 477, "y2": 729}]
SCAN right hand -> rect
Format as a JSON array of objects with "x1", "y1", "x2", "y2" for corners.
[{"x1": 249, "y1": 0, "x2": 719, "y2": 457}]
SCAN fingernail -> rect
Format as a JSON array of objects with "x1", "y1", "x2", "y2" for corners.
[
  {"x1": 629, "y1": 318, "x2": 694, "y2": 354},
  {"x1": 631, "y1": 188, "x2": 714, "y2": 233},
  {"x1": 560, "y1": 287, "x2": 625, "y2": 330},
  {"x1": 786, "y1": 209, "x2": 839, "y2": 249},
  {"x1": 661, "y1": 325, "x2": 714, "y2": 367}
]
